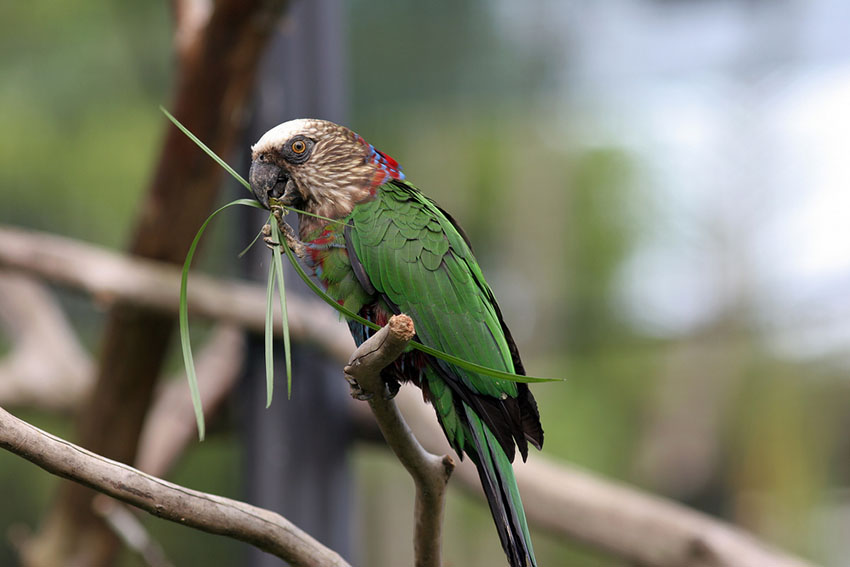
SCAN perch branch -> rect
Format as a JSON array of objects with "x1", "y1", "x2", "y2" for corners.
[
  {"x1": 344, "y1": 315, "x2": 454, "y2": 567},
  {"x1": 0, "y1": 224, "x2": 816, "y2": 566},
  {"x1": 0, "y1": 406, "x2": 351, "y2": 567}
]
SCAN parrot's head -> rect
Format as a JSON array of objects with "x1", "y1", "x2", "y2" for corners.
[{"x1": 249, "y1": 119, "x2": 404, "y2": 223}]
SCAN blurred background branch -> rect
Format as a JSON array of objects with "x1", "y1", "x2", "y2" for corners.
[
  {"x1": 0, "y1": 226, "x2": 816, "y2": 567},
  {"x1": 1, "y1": 0, "x2": 848, "y2": 565},
  {"x1": 17, "y1": 0, "x2": 290, "y2": 564},
  {"x1": 0, "y1": 405, "x2": 351, "y2": 567},
  {"x1": 0, "y1": 225, "x2": 354, "y2": 365},
  {"x1": 0, "y1": 273, "x2": 92, "y2": 411}
]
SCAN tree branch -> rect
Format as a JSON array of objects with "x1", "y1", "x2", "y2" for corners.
[
  {"x1": 0, "y1": 272, "x2": 92, "y2": 410},
  {"x1": 28, "y1": 0, "x2": 290, "y2": 561},
  {"x1": 344, "y1": 315, "x2": 454, "y2": 567},
  {"x1": 135, "y1": 324, "x2": 245, "y2": 477},
  {"x1": 0, "y1": 224, "x2": 817, "y2": 566},
  {"x1": 0, "y1": 225, "x2": 354, "y2": 362},
  {"x1": 0, "y1": 406, "x2": 351, "y2": 567}
]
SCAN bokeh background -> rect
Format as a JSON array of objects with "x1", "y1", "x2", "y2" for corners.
[{"x1": 1, "y1": 0, "x2": 849, "y2": 565}]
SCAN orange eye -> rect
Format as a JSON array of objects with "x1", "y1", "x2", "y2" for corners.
[{"x1": 291, "y1": 140, "x2": 306, "y2": 154}]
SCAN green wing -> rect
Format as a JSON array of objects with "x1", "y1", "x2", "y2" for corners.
[
  {"x1": 346, "y1": 180, "x2": 539, "y2": 567},
  {"x1": 347, "y1": 180, "x2": 519, "y2": 401}
]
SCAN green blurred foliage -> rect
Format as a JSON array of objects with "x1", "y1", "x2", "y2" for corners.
[
  {"x1": 563, "y1": 149, "x2": 636, "y2": 353},
  {"x1": 0, "y1": 1, "x2": 170, "y2": 247},
  {"x1": 0, "y1": 1, "x2": 846, "y2": 566}
]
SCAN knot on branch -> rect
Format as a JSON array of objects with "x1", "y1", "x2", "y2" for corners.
[{"x1": 389, "y1": 314, "x2": 415, "y2": 342}]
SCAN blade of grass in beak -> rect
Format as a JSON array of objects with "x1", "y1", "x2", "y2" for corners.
[
  {"x1": 161, "y1": 106, "x2": 251, "y2": 192},
  {"x1": 270, "y1": 219, "x2": 293, "y2": 398},
  {"x1": 265, "y1": 257, "x2": 275, "y2": 408},
  {"x1": 279, "y1": 238, "x2": 563, "y2": 384},
  {"x1": 180, "y1": 198, "x2": 267, "y2": 441},
  {"x1": 167, "y1": 112, "x2": 563, "y2": 390},
  {"x1": 238, "y1": 224, "x2": 266, "y2": 258}
]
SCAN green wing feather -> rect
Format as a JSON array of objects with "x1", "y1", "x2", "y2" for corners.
[
  {"x1": 345, "y1": 179, "x2": 538, "y2": 567},
  {"x1": 348, "y1": 181, "x2": 518, "y2": 400}
]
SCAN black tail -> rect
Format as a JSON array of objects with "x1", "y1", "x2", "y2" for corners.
[{"x1": 464, "y1": 403, "x2": 537, "y2": 567}]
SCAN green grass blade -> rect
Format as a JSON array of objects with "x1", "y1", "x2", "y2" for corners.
[
  {"x1": 160, "y1": 106, "x2": 251, "y2": 192},
  {"x1": 167, "y1": 113, "x2": 562, "y2": 390},
  {"x1": 409, "y1": 342, "x2": 560, "y2": 383},
  {"x1": 238, "y1": 224, "x2": 266, "y2": 258},
  {"x1": 269, "y1": 219, "x2": 293, "y2": 398},
  {"x1": 180, "y1": 198, "x2": 268, "y2": 441},
  {"x1": 279, "y1": 235, "x2": 562, "y2": 384},
  {"x1": 162, "y1": 107, "x2": 346, "y2": 228},
  {"x1": 265, "y1": 258, "x2": 275, "y2": 407},
  {"x1": 267, "y1": 198, "x2": 346, "y2": 228}
]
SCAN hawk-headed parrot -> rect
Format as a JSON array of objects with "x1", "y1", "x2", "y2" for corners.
[{"x1": 249, "y1": 119, "x2": 544, "y2": 567}]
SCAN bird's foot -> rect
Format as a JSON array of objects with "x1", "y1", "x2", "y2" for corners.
[
  {"x1": 264, "y1": 205, "x2": 306, "y2": 258},
  {"x1": 343, "y1": 371, "x2": 400, "y2": 401},
  {"x1": 262, "y1": 223, "x2": 278, "y2": 249},
  {"x1": 383, "y1": 379, "x2": 400, "y2": 400},
  {"x1": 344, "y1": 372, "x2": 373, "y2": 401}
]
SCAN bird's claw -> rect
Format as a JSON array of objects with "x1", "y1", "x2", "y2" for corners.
[
  {"x1": 345, "y1": 374, "x2": 374, "y2": 401},
  {"x1": 344, "y1": 371, "x2": 400, "y2": 401},
  {"x1": 262, "y1": 224, "x2": 279, "y2": 249},
  {"x1": 264, "y1": 206, "x2": 306, "y2": 258},
  {"x1": 383, "y1": 379, "x2": 400, "y2": 400}
]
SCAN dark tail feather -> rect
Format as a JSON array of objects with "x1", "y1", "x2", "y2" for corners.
[{"x1": 464, "y1": 403, "x2": 537, "y2": 567}]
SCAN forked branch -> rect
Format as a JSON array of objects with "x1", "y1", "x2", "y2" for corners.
[{"x1": 344, "y1": 315, "x2": 455, "y2": 567}]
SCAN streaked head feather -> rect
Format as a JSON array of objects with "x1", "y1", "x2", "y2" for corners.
[{"x1": 252, "y1": 119, "x2": 400, "y2": 236}]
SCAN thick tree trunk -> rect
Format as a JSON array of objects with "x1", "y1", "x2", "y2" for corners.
[{"x1": 23, "y1": 2, "x2": 289, "y2": 565}]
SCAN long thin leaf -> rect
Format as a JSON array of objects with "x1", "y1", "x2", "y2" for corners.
[
  {"x1": 265, "y1": 258, "x2": 276, "y2": 407},
  {"x1": 162, "y1": 105, "x2": 347, "y2": 228},
  {"x1": 180, "y1": 198, "x2": 267, "y2": 440},
  {"x1": 279, "y1": 232, "x2": 562, "y2": 384},
  {"x1": 269, "y1": 220, "x2": 293, "y2": 398},
  {"x1": 167, "y1": 111, "x2": 563, "y2": 388},
  {"x1": 267, "y1": 198, "x2": 347, "y2": 228},
  {"x1": 161, "y1": 106, "x2": 250, "y2": 192},
  {"x1": 238, "y1": 224, "x2": 266, "y2": 258}
]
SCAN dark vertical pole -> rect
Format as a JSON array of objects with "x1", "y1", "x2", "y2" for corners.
[{"x1": 237, "y1": 1, "x2": 352, "y2": 565}]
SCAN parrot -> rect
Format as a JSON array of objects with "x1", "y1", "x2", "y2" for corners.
[{"x1": 248, "y1": 119, "x2": 544, "y2": 567}]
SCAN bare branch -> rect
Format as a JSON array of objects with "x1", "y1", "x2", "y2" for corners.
[
  {"x1": 136, "y1": 324, "x2": 245, "y2": 477},
  {"x1": 0, "y1": 406, "x2": 351, "y2": 567},
  {"x1": 0, "y1": 225, "x2": 353, "y2": 362},
  {"x1": 92, "y1": 496, "x2": 175, "y2": 567},
  {"x1": 0, "y1": 225, "x2": 816, "y2": 566},
  {"x1": 0, "y1": 272, "x2": 92, "y2": 409},
  {"x1": 344, "y1": 315, "x2": 454, "y2": 567}
]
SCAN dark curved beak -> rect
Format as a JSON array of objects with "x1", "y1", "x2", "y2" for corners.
[{"x1": 249, "y1": 160, "x2": 292, "y2": 209}]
